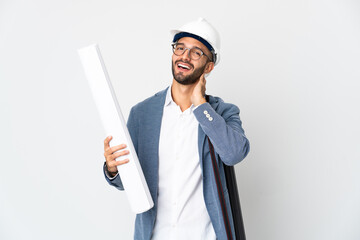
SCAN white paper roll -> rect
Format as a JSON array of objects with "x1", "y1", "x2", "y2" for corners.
[{"x1": 78, "y1": 44, "x2": 154, "y2": 213}]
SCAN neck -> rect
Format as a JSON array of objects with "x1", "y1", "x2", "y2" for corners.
[{"x1": 171, "y1": 79, "x2": 197, "y2": 112}]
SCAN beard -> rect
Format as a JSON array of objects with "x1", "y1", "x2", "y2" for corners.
[{"x1": 172, "y1": 60, "x2": 207, "y2": 85}]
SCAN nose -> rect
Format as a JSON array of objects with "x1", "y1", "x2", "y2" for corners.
[{"x1": 181, "y1": 48, "x2": 191, "y2": 62}]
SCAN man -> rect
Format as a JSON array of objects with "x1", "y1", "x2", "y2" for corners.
[{"x1": 103, "y1": 18, "x2": 250, "y2": 240}]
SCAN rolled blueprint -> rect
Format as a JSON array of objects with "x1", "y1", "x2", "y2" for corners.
[{"x1": 78, "y1": 44, "x2": 154, "y2": 213}]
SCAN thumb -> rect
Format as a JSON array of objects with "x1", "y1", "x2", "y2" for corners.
[{"x1": 200, "y1": 73, "x2": 206, "y2": 84}]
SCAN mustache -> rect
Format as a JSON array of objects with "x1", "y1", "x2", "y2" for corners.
[{"x1": 175, "y1": 60, "x2": 194, "y2": 69}]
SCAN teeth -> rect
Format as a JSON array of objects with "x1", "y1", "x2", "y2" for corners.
[{"x1": 178, "y1": 63, "x2": 190, "y2": 69}]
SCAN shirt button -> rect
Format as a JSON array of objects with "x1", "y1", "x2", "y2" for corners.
[
  {"x1": 203, "y1": 110, "x2": 208, "y2": 115},
  {"x1": 209, "y1": 117, "x2": 213, "y2": 121},
  {"x1": 206, "y1": 113, "x2": 210, "y2": 118}
]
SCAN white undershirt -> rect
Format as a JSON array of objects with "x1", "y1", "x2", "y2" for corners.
[{"x1": 151, "y1": 87, "x2": 216, "y2": 240}]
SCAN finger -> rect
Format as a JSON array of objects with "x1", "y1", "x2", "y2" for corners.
[
  {"x1": 115, "y1": 159, "x2": 130, "y2": 166},
  {"x1": 200, "y1": 73, "x2": 205, "y2": 82},
  {"x1": 105, "y1": 144, "x2": 127, "y2": 156},
  {"x1": 201, "y1": 76, "x2": 207, "y2": 94},
  {"x1": 113, "y1": 149, "x2": 130, "y2": 158},
  {"x1": 104, "y1": 136, "x2": 112, "y2": 150},
  {"x1": 109, "y1": 144, "x2": 127, "y2": 154},
  {"x1": 107, "y1": 154, "x2": 129, "y2": 166}
]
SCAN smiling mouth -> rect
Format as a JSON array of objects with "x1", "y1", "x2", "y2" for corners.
[{"x1": 177, "y1": 62, "x2": 192, "y2": 71}]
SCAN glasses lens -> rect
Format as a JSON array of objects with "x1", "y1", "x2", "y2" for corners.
[
  {"x1": 173, "y1": 44, "x2": 185, "y2": 56},
  {"x1": 172, "y1": 44, "x2": 204, "y2": 60},
  {"x1": 190, "y1": 48, "x2": 203, "y2": 60}
]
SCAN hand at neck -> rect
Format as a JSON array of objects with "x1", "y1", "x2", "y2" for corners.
[{"x1": 171, "y1": 77, "x2": 206, "y2": 112}]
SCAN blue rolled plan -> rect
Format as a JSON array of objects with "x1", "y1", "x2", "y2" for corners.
[{"x1": 78, "y1": 44, "x2": 154, "y2": 214}]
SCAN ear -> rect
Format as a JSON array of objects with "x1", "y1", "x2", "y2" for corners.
[{"x1": 204, "y1": 62, "x2": 215, "y2": 74}]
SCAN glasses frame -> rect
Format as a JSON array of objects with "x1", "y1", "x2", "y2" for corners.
[{"x1": 171, "y1": 42, "x2": 212, "y2": 62}]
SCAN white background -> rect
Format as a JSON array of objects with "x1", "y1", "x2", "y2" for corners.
[{"x1": 1, "y1": 0, "x2": 359, "y2": 239}]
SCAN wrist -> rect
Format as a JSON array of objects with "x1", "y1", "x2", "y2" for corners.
[
  {"x1": 108, "y1": 169, "x2": 118, "y2": 177},
  {"x1": 106, "y1": 163, "x2": 118, "y2": 177},
  {"x1": 194, "y1": 97, "x2": 206, "y2": 106}
]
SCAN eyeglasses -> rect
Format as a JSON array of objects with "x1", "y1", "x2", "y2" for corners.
[{"x1": 172, "y1": 43, "x2": 212, "y2": 61}]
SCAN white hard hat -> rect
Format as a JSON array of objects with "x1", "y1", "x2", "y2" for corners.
[{"x1": 170, "y1": 17, "x2": 221, "y2": 65}]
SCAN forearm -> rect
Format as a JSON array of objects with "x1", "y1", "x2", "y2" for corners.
[{"x1": 194, "y1": 102, "x2": 250, "y2": 165}]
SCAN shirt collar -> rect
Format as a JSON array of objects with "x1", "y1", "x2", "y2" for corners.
[
  {"x1": 164, "y1": 84, "x2": 197, "y2": 112},
  {"x1": 164, "y1": 85, "x2": 175, "y2": 107}
]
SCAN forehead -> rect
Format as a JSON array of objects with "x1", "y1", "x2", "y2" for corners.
[{"x1": 177, "y1": 37, "x2": 209, "y2": 52}]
